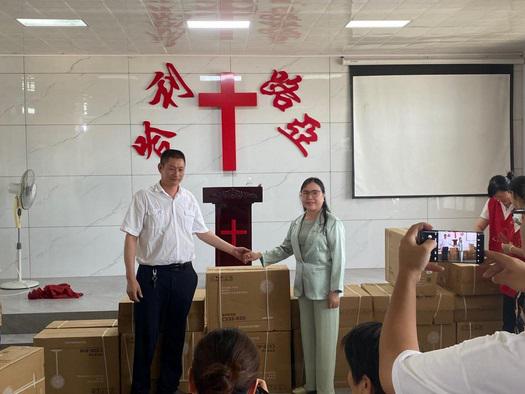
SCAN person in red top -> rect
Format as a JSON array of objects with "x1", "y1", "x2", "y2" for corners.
[{"x1": 475, "y1": 173, "x2": 522, "y2": 333}]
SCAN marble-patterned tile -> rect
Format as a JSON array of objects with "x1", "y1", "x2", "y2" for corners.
[
  {"x1": 233, "y1": 172, "x2": 330, "y2": 223},
  {"x1": 235, "y1": 72, "x2": 330, "y2": 124},
  {"x1": 25, "y1": 74, "x2": 130, "y2": 125},
  {"x1": 331, "y1": 172, "x2": 428, "y2": 221},
  {"x1": 0, "y1": 57, "x2": 23, "y2": 73},
  {"x1": 0, "y1": 126, "x2": 27, "y2": 176},
  {"x1": 27, "y1": 125, "x2": 131, "y2": 176},
  {"x1": 131, "y1": 173, "x2": 233, "y2": 224},
  {"x1": 0, "y1": 74, "x2": 25, "y2": 124},
  {"x1": 129, "y1": 74, "x2": 220, "y2": 125},
  {"x1": 29, "y1": 226, "x2": 125, "y2": 277},
  {"x1": 129, "y1": 56, "x2": 230, "y2": 74},
  {"x1": 0, "y1": 228, "x2": 30, "y2": 280},
  {"x1": 427, "y1": 196, "x2": 487, "y2": 219},
  {"x1": 231, "y1": 57, "x2": 329, "y2": 74},
  {"x1": 24, "y1": 56, "x2": 128, "y2": 73},
  {"x1": 329, "y1": 72, "x2": 350, "y2": 123},
  {"x1": 330, "y1": 123, "x2": 352, "y2": 172},
  {"x1": 0, "y1": 177, "x2": 29, "y2": 228},
  {"x1": 29, "y1": 176, "x2": 132, "y2": 227},
  {"x1": 344, "y1": 218, "x2": 426, "y2": 270},
  {"x1": 235, "y1": 123, "x2": 330, "y2": 173},
  {"x1": 130, "y1": 124, "x2": 224, "y2": 174}
]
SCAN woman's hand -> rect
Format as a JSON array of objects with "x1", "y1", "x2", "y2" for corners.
[
  {"x1": 243, "y1": 251, "x2": 262, "y2": 263},
  {"x1": 328, "y1": 291, "x2": 340, "y2": 309},
  {"x1": 501, "y1": 243, "x2": 514, "y2": 255}
]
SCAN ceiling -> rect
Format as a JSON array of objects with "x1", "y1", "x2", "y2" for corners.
[{"x1": 1, "y1": 0, "x2": 525, "y2": 55}]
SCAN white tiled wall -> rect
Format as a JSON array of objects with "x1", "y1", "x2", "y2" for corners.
[{"x1": 0, "y1": 55, "x2": 523, "y2": 278}]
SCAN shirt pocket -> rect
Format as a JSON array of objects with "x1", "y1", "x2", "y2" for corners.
[
  {"x1": 184, "y1": 211, "x2": 196, "y2": 233},
  {"x1": 145, "y1": 208, "x2": 167, "y2": 234}
]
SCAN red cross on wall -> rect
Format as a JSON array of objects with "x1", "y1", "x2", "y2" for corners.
[
  {"x1": 220, "y1": 219, "x2": 248, "y2": 246},
  {"x1": 198, "y1": 72, "x2": 257, "y2": 171}
]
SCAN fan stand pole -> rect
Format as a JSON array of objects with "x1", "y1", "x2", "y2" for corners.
[{"x1": 0, "y1": 204, "x2": 39, "y2": 290}]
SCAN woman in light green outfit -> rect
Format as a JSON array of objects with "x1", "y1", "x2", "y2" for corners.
[{"x1": 245, "y1": 177, "x2": 346, "y2": 394}]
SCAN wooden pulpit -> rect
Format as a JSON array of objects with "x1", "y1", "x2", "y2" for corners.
[{"x1": 203, "y1": 186, "x2": 263, "y2": 266}]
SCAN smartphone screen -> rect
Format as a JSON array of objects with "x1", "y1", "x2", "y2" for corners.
[{"x1": 419, "y1": 230, "x2": 484, "y2": 264}]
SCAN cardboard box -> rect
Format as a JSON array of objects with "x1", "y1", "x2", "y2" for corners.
[
  {"x1": 339, "y1": 284, "x2": 374, "y2": 327},
  {"x1": 206, "y1": 266, "x2": 291, "y2": 332},
  {"x1": 454, "y1": 294, "x2": 503, "y2": 322},
  {"x1": 120, "y1": 332, "x2": 203, "y2": 394},
  {"x1": 385, "y1": 228, "x2": 438, "y2": 296},
  {"x1": 417, "y1": 324, "x2": 456, "y2": 352},
  {"x1": 416, "y1": 286, "x2": 455, "y2": 325},
  {"x1": 33, "y1": 327, "x2": 119, "y2": 394},
  {"x1": 334, "y1": 326, "x2": 352, "y2": 388},
  {"x1": 438, "y1": 263, "x2": 499, "y2": 295},
  {"x1": 291, "y1": 291, "x2": 300, "y2": 330},
  {"x1": 246, "y1": 331, "x2": 292, "y2": 393},
  {"x1": 291, "y1": 330, "x2": 305, "y2": 388},
  {"x1": 361, "y1": 283, "x2": 393, "y2": 322},
  {"x1": 456, "y1": 321, "x2": 502, "y2": 343},
  {"x1": 119, "y1": 288, "x2": 205, "y2": 334},
  {"x1": 46, "y1": 319, "x2": 118, "y2": 329},
  {"x1": 0, "y1": 346, "x2": 45, "y2": 394},
  {"x1": 363, "y1": 283, "x2": 455, "y2": 325}
]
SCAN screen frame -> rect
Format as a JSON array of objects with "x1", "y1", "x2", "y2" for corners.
[{"x1": 350, "y1": 63, "x2": 514, "y2": 199}]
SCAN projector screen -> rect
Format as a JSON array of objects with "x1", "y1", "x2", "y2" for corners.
[{"x1": 351, "y1": 64, "x2": 513, "y2": 198}]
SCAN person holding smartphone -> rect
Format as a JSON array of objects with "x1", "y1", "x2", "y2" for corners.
[
  {"x1": 244, "y1": 177, "x2": 345, "y2": 394},
  {"x1": 474, "y1": 173, "x2": 522, "y2": 332}
]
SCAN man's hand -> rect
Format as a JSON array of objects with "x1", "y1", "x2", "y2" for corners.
[
  {"x1": 328, "y1": 291, "x2": 340, "y2": 309},
  {"x1": 481, "y1": 250, "x2": 525, "y2": 292},
  {"x1": 127, "y1": 277, "x2": 143, "y2": 302},
  {"x1": 231, "y1": 246, "x2": 252, "y2": 263},
  {"x1": 398, "y1": 222, "x2": 443, "y2": 279}
]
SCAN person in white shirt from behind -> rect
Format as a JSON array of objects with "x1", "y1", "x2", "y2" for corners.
[{"x1": 379, "y1": 222, "x2": 525, "y2": 394}]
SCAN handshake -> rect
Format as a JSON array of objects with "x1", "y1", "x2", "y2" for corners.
[{"x1": 232, "y1": 247, "x2": 263, "y2": 264}]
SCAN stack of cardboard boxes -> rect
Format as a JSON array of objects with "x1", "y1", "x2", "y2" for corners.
[
  {"x1": 0, "y1": 346, "x2": 45, "y2": 393},
  {"x1": 206, "y1": 265, "x2": 292, "y2": 393},
  {"x1": 291, "y1": 284, "x2": 374, "y2": 388},
  {"x1": 118, "y1": 288, "x2": 206, "y2": 393},
  {"x1": 438, "y1": 263, "x2": 503, "y2": 343},
  {"x1": 361, "y1": 283, "x2": 457, "y2": 351},
  {"x1": 33, "y1": 319, "x2": 120, "y2": 393}
]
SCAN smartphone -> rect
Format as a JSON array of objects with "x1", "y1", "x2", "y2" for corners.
[
  {"x1": 418, "y1": 230, "x2": 484, "y2": 264},
  {"x1": 513, "y1": 209, "x2": 525, "y2": 214}
]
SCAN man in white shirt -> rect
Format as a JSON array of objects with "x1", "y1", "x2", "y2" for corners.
[
  {"x1": 121, "y1": 149, "x2": 250, "y2": 394},
  {"x1": 379, "y1": 222, "x2": 525, "y2": 394}
]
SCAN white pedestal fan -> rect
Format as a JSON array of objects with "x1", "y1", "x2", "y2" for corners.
[{"x1": 1, "y1": 169, "x2": 39, "y2": 290}]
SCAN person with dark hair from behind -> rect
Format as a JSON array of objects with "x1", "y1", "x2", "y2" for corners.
[
  {"x1": 189, "y1": 328, "x2": 268, "y2": 394},
  {"x1": 474, "y1": 172, "x2": 522, "y2": 332},
  {"x1": 342, "y1": 322, "x2": 385, "y2": 394}
]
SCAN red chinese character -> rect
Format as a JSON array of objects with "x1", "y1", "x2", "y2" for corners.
[
  {"x1": 277, "y1": 114, "x2": 321, "y2": 157},
  {"x1": 146, "y1": 62, "x2": 194, "y2": 109},
  {"x1": 132, "y1": 121, "x2": 177, "y2": 159},
  {"x1": 260, "y1": 69, "x2": 302, "y2": 112}
]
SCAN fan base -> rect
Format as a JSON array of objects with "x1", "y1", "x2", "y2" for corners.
[{"x1": 0, "y1": 280, "x2": 39, "y2": 290}]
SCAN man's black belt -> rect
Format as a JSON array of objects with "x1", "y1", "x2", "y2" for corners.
[{"x1": 142, "y1": 261, "x2": 192, "y2": 271}]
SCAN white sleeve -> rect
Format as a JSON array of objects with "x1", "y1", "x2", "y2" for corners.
[
  {"x1": 191, "y1": 195, "x2": 209, "y2": 234},
  {"x1": 120, "y1": 192, "x2": 145, "y2": 237},
  {"x1": 392, "y1": 347, "x2": 467, "y2": 394},
  {"x1": 480, "y1": 199, "x2": 490, "y2": 220}
]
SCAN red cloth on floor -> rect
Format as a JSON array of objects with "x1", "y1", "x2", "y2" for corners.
[{"x1": 28, "y1": 283, "x2": 83, "y2": 299}]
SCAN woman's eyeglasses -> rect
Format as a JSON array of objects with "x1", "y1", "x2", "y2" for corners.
[{"x1": 300, "y1": 190, "x2": 322, "y2": 198}]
